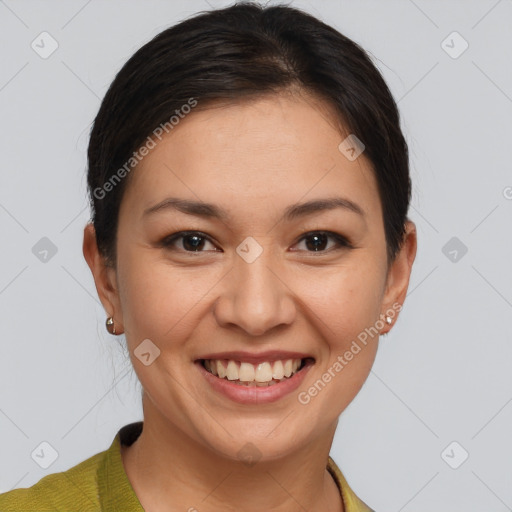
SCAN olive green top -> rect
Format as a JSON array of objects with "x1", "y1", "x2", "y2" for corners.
[{"x1": 0, "y1": 422, "x2": 374, "y2": 511}]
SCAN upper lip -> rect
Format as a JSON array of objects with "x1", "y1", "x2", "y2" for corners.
[{"x1": 196, "y1": 350, "x2": 314, "y2": 364}]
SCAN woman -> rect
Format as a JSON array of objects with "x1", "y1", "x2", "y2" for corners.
[{"x1": 0, "y1": 2, "x2": 416, "y2": 511}]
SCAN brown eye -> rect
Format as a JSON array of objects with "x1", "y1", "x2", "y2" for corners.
[
  {"x1": 292, "y1": 231, "x2": 352, "y2": 253},
  {"x1": 161, "y1": 231, "x2": 219, "y2": 252}
]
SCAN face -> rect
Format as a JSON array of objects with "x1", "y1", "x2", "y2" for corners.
[{"x1": 85, "y1": 90, "x2": 416, "y2": 461}]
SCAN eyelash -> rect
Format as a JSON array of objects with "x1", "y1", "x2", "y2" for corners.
[{"x1": 160, "y1": 230, "x2": 353, "y2": 254}]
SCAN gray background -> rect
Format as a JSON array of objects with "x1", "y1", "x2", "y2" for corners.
[{"x1": 1, "y1": 0, "x2": 511, "y2": 510}]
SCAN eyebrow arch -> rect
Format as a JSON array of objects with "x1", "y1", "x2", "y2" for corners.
[{"x1": 142, "y1": 196, "x2": 365, "y2": 221}]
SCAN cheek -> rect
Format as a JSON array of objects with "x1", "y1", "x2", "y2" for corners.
[
  {"x1": 293, "y1": 258, "x2": 385, "y2": 341},
  {"x1": 117, "y1": 249, "x2": 222, "y2": 345},
  {"x1": 297, "y1": 276, "x2": 382, "y2": 415},
  {"x1": 293, "y1": 255, "x2": 384, "y2": 402}
]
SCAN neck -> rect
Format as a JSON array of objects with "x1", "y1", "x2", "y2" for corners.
[{"x1": 121, "y1": 404, "x2": 344, "y2": 512}]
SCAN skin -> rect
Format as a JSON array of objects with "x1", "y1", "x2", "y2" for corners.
[{"x1": 83, "y1": 89, "x2": 417, "y2": 512}]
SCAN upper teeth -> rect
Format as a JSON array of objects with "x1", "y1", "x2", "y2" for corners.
[{"x1": 204, "y1": 358, "x2": 302, "y2": 383}]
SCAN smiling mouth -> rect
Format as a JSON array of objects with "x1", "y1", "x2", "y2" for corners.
[{"x1": 200, "y1": 358, "x2": 313, "y2": 387}]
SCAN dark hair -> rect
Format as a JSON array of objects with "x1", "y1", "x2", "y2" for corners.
[{"x1": 87, "y1": 1, "x2": 411, "y2": 267}]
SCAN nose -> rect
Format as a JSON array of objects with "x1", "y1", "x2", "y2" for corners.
[{"x1": 213, "y1": 247, "x2": 296, "y2": 336}]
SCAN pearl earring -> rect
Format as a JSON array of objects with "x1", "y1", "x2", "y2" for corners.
[{"x1": 106, "y1": 316, "x2": 116, "y2": 335}]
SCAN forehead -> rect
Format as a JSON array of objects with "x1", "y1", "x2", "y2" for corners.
[{"x1": 119, "y1": 91, "x2": 381, "y2": 226}]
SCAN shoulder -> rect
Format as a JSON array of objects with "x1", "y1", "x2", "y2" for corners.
[{"x1": 0, "y1": 447, "x2": 105, "y2": 512}]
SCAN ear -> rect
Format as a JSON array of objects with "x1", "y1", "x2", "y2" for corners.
[
  {"x1": 380, "y1": 220, "x2": 417, "y2": 334},
  {"x1": 82, "y1": 223, "x2": 124, "y2": 333}
]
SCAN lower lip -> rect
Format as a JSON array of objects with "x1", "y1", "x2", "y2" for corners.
[{"x1": 196, "y1": 360, "x2": 313, "y2": 404}]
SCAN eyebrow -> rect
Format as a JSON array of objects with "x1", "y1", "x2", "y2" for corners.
[{"x1": 142, "y1": 196, "x2": 365, "y2": 222}]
